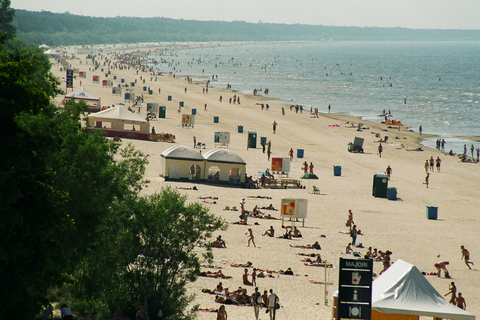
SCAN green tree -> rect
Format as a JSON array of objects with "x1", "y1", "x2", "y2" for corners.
[
  {"x1": 70, "y1": 188, "x2": 228, "y2": 319},
  {"x1": 0, "y1": 38, "x2": 148, "y2": 319},
  {"x1": 0, "y1": 0, "x2": 15, "y2": 42}
]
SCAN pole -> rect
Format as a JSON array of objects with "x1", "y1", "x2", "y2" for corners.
[{"x1": 324, "y1": 260, "x2": 327, "y2": 305}]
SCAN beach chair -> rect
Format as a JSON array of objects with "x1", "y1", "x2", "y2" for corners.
[
  {"x1": 348, "y1": 137, "x2": 364, "y2": 153},
  {"x1": 312, "y1": 186, "x2": 320, "y2": 194}
]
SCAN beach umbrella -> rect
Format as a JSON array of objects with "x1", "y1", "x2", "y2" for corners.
[
  {"x1": 300, "y1": 173, "x2": 319, "y2": 180},
  {"x1": 300, "y1": 173, "x2": 319, "y2": 193}
]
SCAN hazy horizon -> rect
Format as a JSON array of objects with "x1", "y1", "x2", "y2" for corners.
[{"x1": 11, "y1": 0, "x2": 480, "y2": 30}]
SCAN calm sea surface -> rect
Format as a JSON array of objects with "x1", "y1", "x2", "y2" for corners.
[{"x1": 150, "y1": 41, "x2": 480, "y2": 153}]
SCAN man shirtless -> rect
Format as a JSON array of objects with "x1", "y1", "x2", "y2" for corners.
[
  {"x1": 243, "y1": 268, "x2": 252, "y2": 286},
  {"x1": 461, "y1": 245, "x2": 474, "y2": 269},
  {"x1": 456, "y1": 292, "x2": 466, "y2": 310},
  {"x1": 434, "y1": 261, "x2": 450, "y2": 278},
  {"x1": 263, "y1": 226, "x2": 275, "y2": 237},
  {"x1": 444, "y1": 282, "x2": 457, "y2": 305}
]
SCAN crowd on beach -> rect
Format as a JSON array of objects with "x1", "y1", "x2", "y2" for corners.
[{"x1": 45, "y1": 44, "x2": 480, "y2": 319}]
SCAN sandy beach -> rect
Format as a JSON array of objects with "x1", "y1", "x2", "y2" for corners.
[{"x1": 51, "y1": 43, "x2": 480, "y2": 319}]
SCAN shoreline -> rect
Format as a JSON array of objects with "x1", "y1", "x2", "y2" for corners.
[{"x1": 50, "y1": 43, "x2": 480, "y2": 319}]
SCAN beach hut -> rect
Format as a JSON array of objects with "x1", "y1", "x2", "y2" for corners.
[
  {"x1": 203, "y1": 149, "x2": 246, "y2": 185},
  {"x1": 88, "y1": 105, "x2": 149, "y2": 140},
  {"x1": 371, "y1": 259, "x2": 475, "y2": 320},
  {"x1": 63, "y1": 87, "x2": 101, "y2": 112},
  {"x1": 159, "y1": 145, "x2": 205, "y2": 181}
]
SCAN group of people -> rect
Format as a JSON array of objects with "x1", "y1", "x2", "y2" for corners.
[{"x1": 302, "y1": 161, "x2": 314, "y2": 174}]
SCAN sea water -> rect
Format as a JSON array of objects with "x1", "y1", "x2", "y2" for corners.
[{"x1": 150, "y1": 41, "x2": 480, "y2": 154}]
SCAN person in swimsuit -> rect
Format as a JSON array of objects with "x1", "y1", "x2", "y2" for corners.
[
  {"x1": 461, "y1": 245, "x2": 474, "y2": 269},
  {"x1": 456, "y1": 293, "x2": 466, "y2": 310},
  {"x1": 444, "y1": 282, "x2": 457, "y2": 305},
  {"x1": 216, "y1": 305, "x2": 227, "y2": 320}
]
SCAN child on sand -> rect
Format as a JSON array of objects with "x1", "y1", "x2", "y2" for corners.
[{"x1": 247, "y1": 228, "x2": 256, "y2": 247}]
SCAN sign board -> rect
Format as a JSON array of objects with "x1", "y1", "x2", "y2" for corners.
[
  {"x1": 280, "y1": 198, "x2": 307, "y2": 219},
  {"x1": 338, "y1": 258, "x2": 373, "y2": 320},
  {"x1": 214, "y1": 132, "x2": 231, "y2": 144},
  {"x1": 66, "y1": 69, "x2": 73, "y2": 89},
  {"x1": 271, "y1": 157, "x2": 290, "y2": 173},
  {"x1": 182, "y1": 114, "x2": 195, "y2": 125}
]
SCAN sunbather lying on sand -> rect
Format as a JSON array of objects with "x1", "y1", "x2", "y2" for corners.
[
  {"x1": 230, "y1": 261, "x2": 253, "y2": 268},
  {"x1": 290, "y1": 241, "x2": 321, "y2": 249},
  {"x1": 248, "y1": 195, "x2": 272, "y2": 199},
  {"x1": 199, "y1": 270, "x2": 232, "y2": 279}
]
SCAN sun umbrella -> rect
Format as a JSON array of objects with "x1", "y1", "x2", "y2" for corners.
[
  {"x1": 300, "y1": 173, "x2": 319, "y2": 180},
  {"x1": 300, "y1": 173, "x2": 319, "y2": 193}
]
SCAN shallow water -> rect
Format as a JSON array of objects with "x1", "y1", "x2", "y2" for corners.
[{"x1": 150, "y1": 41, "x2": 480, "y2": 154}]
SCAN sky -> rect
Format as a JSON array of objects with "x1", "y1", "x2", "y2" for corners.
[{"x1": 10, "y1": 0, "x2": 480, "y2": 30}]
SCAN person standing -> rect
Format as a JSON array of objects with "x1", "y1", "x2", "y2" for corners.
[
  {"x1": 423, "y1": 173, "x2": 430, "y2": 188},
  {"x1": 60, "y1": 304, "x2": 73, "y2": 320},
  {"x1": 272, "y1": 121, "x2": 277, "y2": 134},
  {"x1": 267, "y1": 289, "x2": 279, "y2": 320},
  {"x1": 251, "y1": 287, "x2": 262, "y2": 320},
  {"x1": 309, "y1": 162, "x2": 314, "y2": 174},
  {"x1": 419, "y1": 125, "x2": 422, "y2": 135},
  {"x1": 385, "y1": 165, "x2": 392, "y2": 180},
  {"x1": 289, "y1": 148, "x2": 294, "y2": 161},
  {"x1": 377, "y1": 143, "x2": 383, "y2": 157},
  {"x1": 216, "y1": 305, "x2": 227, "y2": 320},
  {"x1": 456, "y1": 293, "x2": 466, "y2": 310},
  {"x1": 436, "y1": 156, "x2": 442, "y2": 172},
  {"x1": 350, "y1": 225, "x2": 358, "y2": 246},
  {"x1": 193, "y1": 136, "x2": 196, "y2": 148},
  {"x1": 424, "y1": 160, "x2": 429, "y2": 173},
  {"x1": 460, "y1": 245, "x2": 474, "y2": 269},
  {"x1": 429, "y1": 156, "x2": 434, "y2": 171},
  {"x1": 328, "y1": 104, "x2": 331, "y2": 113},
  {"x1": 444, "y1": 281, "x2": 457, "y2": 305},
  {"x1": 261, "y1": 139, "x2": 266, "y2": 153},
  {"x1": 302, "y1": 161, "x2": 308, "y2": 174}
]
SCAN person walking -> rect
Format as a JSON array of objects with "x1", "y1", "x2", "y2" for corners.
[
  {"x1": 267, "y1": 289, "x2": 279, "y2": 320},
  {"x1": 272, "y1": 121, "x2": 277, "y2": 134},
  {"x1": 251, "y1": 287, "x2": 262, "y2": 320},
  {"x1": 378, "y1": 143, "x2": 383, "y2": 157}
]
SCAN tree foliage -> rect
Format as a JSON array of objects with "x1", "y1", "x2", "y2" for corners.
[
  {"x1": 12, "y1": 9, "x2": 480, "y2": 46},
  {"x1": 0, "y1": 37, "x2": 148, "y2": 319},
  {"x1": 70, "y1": 188, "x2": 228, "y2": 319},
  {"x1": 0, "y1": 0, "x2": 15, "y2": 42}
]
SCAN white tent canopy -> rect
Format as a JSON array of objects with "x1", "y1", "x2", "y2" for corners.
[
  {"x1": 161, "y1": 145, "x2": 205, "y2": 161},
  {"x1": 372, "y1": 259, "x2": 475, "y2": 320},
  {"x1": 203, "y1": 148, "x2": 246, "y2": 164},
  {"x1": 64, "y1": 88, "x2": 101, "y2": 112},
  {"x1": 88, "y1": 105, "x2": 148, "y2": 123}
]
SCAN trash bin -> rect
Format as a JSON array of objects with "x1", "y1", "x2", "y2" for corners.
[
  {"x1": 297, "y1": 149, "x2": 304, "y2": 158},
  {"x1": 238, "y1": 125, "x2": 243, "y2": 133},
  {"x1": 372, "y1": 173, "x2": 388, "y2": 198},
  {"x1": 387, "y1": 187, "x2": 397, "y2": 200},
  {"x1": 130, "y1": 82, "x2": 135, "y2": 87},
  {"x1": 260, "y1": 137, "x2": 267, "y2": 146},
  {"x1": 179, "y1": 101, "x2": 184, "y2": 107},
  {"x1": 168, "y1": 95, "x2": 172, "y2": 101},
  {"x1": 113, "y1": 76, "x2": 117, "y2": 80},
  {"x1": 191, "y1": 108, "x2": 197, "y2": 115},
  {"x1": 148, "y1": 90, "x2": 153, "y2": 95},
  {"x1": 143, "y1": 86, "x2": 147, "y2": 91},
  {"x1": 426, "y1": 206, "x2": 438, "y2": 220},
  {"x1": 248, "y1": 131, "x2": 257, "y2": 148},
  {"x1": 158, "y1": 106, "x2": 166, "y2": 119},
  {"x1": 213, "y1": 116, "x2": 219, "y2": 123},
  {"x1": 333, "y1": 166, "x2": 342, "y2": 176},
  {"x1": 121, "y1": 78, "x2": 125, "y2": 83}
]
